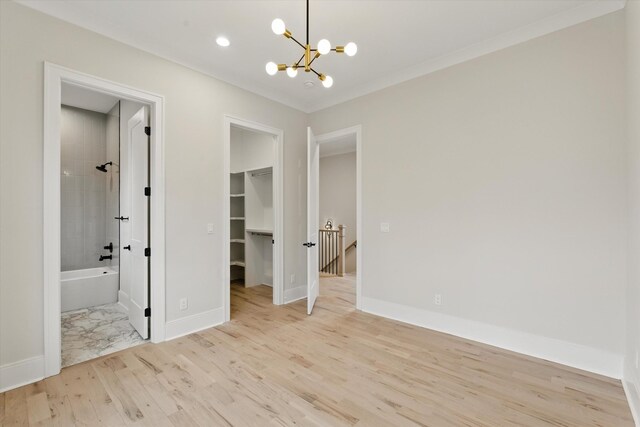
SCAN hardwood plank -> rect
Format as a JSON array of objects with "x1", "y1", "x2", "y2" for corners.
[{"x1": 1, "y1": 274, "x2": 634, "y2": 426}]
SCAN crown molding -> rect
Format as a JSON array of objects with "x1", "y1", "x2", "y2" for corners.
[
  {"x1": 307, "y1": 0, "x2": 627, "y2": 113},
  {"x1": 18, "y1": 0, "x2": 626, "y2": 114}
]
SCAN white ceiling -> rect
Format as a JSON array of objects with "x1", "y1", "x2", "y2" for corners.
[
  {"x1": 20, "y1": 0, "x2": 624, "y2": 113},
  {"x1": 61, "y1": 83, "x2": 120, "y2": 113},
  {"x1": 320, "y1": 134, "x2": 356, "y2": 158}
]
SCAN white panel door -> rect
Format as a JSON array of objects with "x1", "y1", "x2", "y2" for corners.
[
  {"x1": 306, "y1": 127, "x2": 320, "y2": 314},
  {"x1": 127, "y1": 107, "x2": 149, "y2": 339}
]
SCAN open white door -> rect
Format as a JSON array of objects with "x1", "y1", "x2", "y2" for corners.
[
  {"x1": 125, "y1": 107, "x2": 150, "y2": 339},
  {"x1": 306, "y1": 127, "x2": 320, "y2": 314}
]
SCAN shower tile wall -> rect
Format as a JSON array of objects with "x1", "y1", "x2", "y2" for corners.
[
  {"x1": 106, "y1": 103, "x2": 120, "y2": 272},
  {"x1": 61, "y1": 105, "x2": 109, "y2": 271}
]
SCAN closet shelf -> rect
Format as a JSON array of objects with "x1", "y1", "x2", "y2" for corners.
[
  {"x1": 230, "y1": 260, "x2": 245, "y2": 267},
  {"x1": 230, "y1": 193, "x2": 245, "y2": 198},
  {"x1": 246, "y1": 228, "x2": 273, "y2": 235},
  {"x1": 230, "y1": 217, "x2": 245, "y2": 220},
  {"x1": 230, "y1": 239, "x2": 245, "y2": 244}
]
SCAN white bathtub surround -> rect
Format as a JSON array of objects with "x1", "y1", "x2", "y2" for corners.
[
  {"x1": 60, "y1": 105, "x2": 109, "y2": 271},
  {"x1": 61, "y1": 267, "x2": 119, "y2": 312},
  {"x1": 61, "y1": 303, "x2": 145, "y2": 367}
]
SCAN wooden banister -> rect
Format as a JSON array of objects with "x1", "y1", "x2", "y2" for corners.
[{"x1": 319, "y1": 225, "x2": 348, "y2": 276}]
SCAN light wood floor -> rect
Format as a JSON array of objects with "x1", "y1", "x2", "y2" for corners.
[{"x1": 0, "y1": 275, "x2": 634, "y2": 426}]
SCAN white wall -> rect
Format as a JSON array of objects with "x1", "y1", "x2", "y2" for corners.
[
  {"x1": 60, "y1": 105, "x2": 108, "y2": 271},
  {"x1": 0, "y1": 1, "x2": 307, "y2": 377},
  {"x1": 625, "y1": 1, "x2": 640, "y2": 421},
  {"x1": 310, "y1": 11, "x2": 627, "y2": 376},
  {"x1": 230, "y1": 127, "x2": 275, "y2": 173},
  {"x1": 319, "y1": 151, "x2": 357, "y2": 272}
]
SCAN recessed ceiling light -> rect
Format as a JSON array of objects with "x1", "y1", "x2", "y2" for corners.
[{"x1": 216, "y1": 36, "x2": 230, "y2": 47}]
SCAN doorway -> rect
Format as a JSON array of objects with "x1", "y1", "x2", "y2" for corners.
[
  {"x1": 223, "y1": 116, "x2": 284, "y2": 321},
  {"x1": 306, "y1": 126, "x2": 362, "y2": 314},
  {"x1": 43, "y1": 63, "x2": 166, "y2": 378}
]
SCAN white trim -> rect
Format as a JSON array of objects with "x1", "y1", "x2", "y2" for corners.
[
  {"x1": 21, "y1": 0, "x2": 625, "y2": 114},
  {"x1": 307, "y1": 0, "x2": 626, "y2": 113},
  {"x1": 43, "y1": 62, "x2": 166, "y2": 379},
  {"x1": 361, "y1": 296, "x2": 623, "y2": 379},
  {"x1": 223, "y1": 115, "x2": 285, "y2": 322},
  {"x1": 0, "y1": 356, "x2": 45, "y2": 393},
  {"x1": 284, "y1": 285, "x2": 307, "y2": 304},
  {"x1": 624, "y1": 361, "x2": 640, "y2": 426},
  {"x1": 165, "y1": 308, "x2": 225, "y2": 341},
  {"x1": 315, "y1": 126, "x2": 363, "y2": 310},
  {"x1": 117, "y1": 290, "x2": 129, "y2": 314}
]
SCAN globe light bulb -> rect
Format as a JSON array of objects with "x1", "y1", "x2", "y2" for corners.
[
  {"x1": 344, "y1": 42, "x2": 358, "y2": 57},
  {"x1": 322, "y1": 75, "x2": 333, "y2": 88},
  {"x1": 271, "y1": 19, "x2": 286, "y2": 35},
  {"x1": 265, "y1": 62, "x2": 278, "y2": 76},
  {"x1": 317, "y1": 39, "x2": 331, "y2": 55},
  {"x1": 286, "y1": 67, "x2": 298, "y2": 78},
  {"x1": 215, "y1": 36, "x2": 230, "y2": 47}
]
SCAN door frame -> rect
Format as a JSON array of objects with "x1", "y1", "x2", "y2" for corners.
[
  {"x1": 315, "y1": 125, "x2": 362, "y2": 309},
  {"x1": 43, "y1": 62, "x2": 166, "y2": 377},
  {"x1": 223, "y1": 115, "x2": 285, "y2": 321}
]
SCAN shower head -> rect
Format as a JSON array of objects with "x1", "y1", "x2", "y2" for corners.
[{"x1": 96, "y1": 161, "x2": 112, "y2": 173}]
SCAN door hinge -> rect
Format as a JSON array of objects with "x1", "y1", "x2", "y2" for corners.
[
  {"x1": 145, "y1": 248, "x2": 151, "y2": 257},
  {"x1": 144, "y1": 187, "x2": 151, "y2": 196},
  {"x1": 144, "y1": 307, "x2": 151, "y2": 317},
  {"x1": 144, "y1": 126, "x2": 151, "y2": 136}
]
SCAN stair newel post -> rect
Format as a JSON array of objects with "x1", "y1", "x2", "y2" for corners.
[{"x1": 338, "y1": 225, "x2": 346, "y2": 277}]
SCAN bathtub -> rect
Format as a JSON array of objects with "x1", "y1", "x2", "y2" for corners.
[{"x1": 61, "y1": 267, "x2": 119, "y2": 312}]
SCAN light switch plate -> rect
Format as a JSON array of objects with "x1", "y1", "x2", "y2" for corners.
[{"x1": 380, "y1": 222, "x2": 390, "y2": 233}]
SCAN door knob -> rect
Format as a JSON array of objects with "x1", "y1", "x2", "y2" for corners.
[
  {"x1": 115, "y1": 216, "x2": 129, "y2": 221},
  {"x1": 123, "y1": 245, "x2": 131, "y2": 251},
  {"x1": 303, "y1": 242, "x2": 316, "y2": 247}
]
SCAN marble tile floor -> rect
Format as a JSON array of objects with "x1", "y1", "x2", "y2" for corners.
[{"x1": 61, "y1": 302, "x2": 146, "y2": 367}]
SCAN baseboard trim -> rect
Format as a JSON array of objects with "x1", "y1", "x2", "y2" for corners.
[
  {"x1": 0, "y1": 356, "x2": 45, "y2": 393},
  {"x1": 165, "y1": 307, "x2": 225, "y2": 341},
  {"x1": 117, "y1": 290, "x2": 129, "y2": 313},
  {"x1": 623, "y1": 362, "x2": 640, "y2": 426},
  {"x1": 361, "y1": 296, "x2": 623, "y2": 379},
  {"x1": 284, "y1": 285, "x2": 307, "y2": 303}
]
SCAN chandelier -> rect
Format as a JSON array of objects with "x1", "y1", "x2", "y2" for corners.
[{"x1": 265, "y1": 0, "x2": 357, "y2": 88}]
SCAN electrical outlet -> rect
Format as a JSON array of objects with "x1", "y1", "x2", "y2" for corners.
[
  {"x1": 290, "y1": 274, "x2": 296, "y2": 284},
  {"x1": 380, "y1": 222, "x2": 390, "y2": 233},
  {"x1": 179, "y1": 298, "x2": 188, "y2": 311},
  {"x1": 434, "y1": 294, "x2": 442, "y2": 306},
  {"x1": 207, "y1": 223, "x2": 214, "y2": 234}
]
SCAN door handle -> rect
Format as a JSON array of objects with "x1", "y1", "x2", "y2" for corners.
[
  {"x1": 303, "y1": 242, "x2": 316, "y2": 247},
  {"x1": 115, "y1": 216, "x2": 129, "y2": 221},
  {"x1": 123, "y1": 245, "x2": 131, "y2": 251}
]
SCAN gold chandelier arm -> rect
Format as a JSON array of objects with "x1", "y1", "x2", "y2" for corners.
[
  {"x1": 288, "y1": 35, "x2": 306, "y2": 50},
  {"x1": 308, "y1": 52, "x2": 321, "y2": 67}
]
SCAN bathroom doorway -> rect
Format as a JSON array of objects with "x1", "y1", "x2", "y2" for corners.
[
  {"x1": 43, "y1": 63, "x2": 166, "y2": 378},
  {"x1": 58, "y1": 85, "x2": 148, "y2": 367}
]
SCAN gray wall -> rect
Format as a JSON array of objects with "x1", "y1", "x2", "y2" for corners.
[
  {"x1": 0, "y1": 1, "x2": 307, "y2": 368},
  {"x1": 105, "y1": 103, "x2": 120, "y2": 271},
  {"x1": 625, "y1": 0, "x2": 640, "y2": 409},
  {"x1": 309, "y1": 12, "x2": 627, "y2": 357},
  {"x1": 60, "y1": 105, "x2": 108, "y2": 271},
  {"x1": 319, "y1": 152, "x2": 357, "y2": 273}
]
